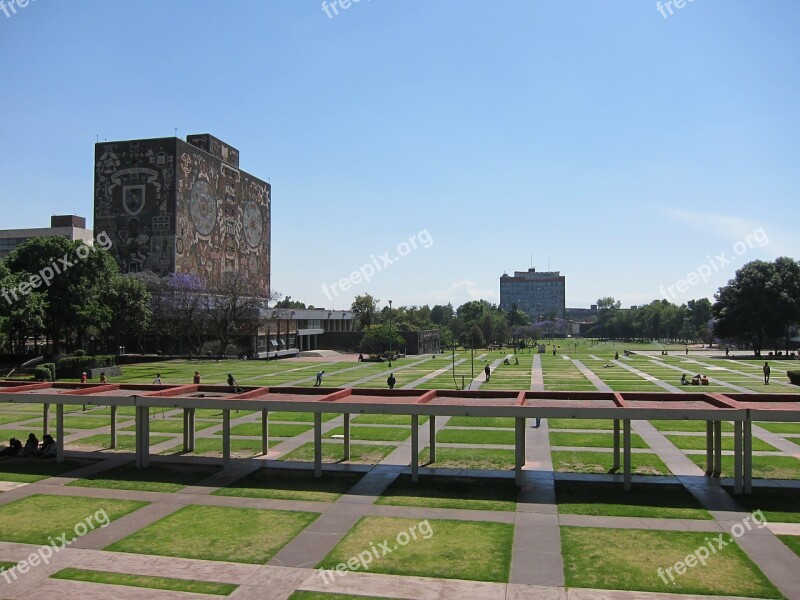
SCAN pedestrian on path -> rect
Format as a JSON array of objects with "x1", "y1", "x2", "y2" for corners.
[
  {"x1": 315, "y1": 370, "x2": 325, "y2": 387},
  {"x1": 387, "y1": 373, "x2": 396, "y2": 389},
  {"x1": 763, "y1": 362, "x2": 771, "y2": 385},
  {"x1": 152, "y1": 373, "x2": 162, "y2": 384},
  {"x1": 484, "y1": 365, "x2": 491, "y2": 381},
  {"x1": 227, "y1": 373, "x2": 243, "y2": 393},
  {"x1": 193, "y1": 371, "x2": 201, "y2": 384}
]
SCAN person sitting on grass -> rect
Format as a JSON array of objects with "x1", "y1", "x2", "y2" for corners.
[
  {"x1": 20, "y1": 433, "x2": 39, "y2": 457},
  {"x1": 0, "y1": 438, "x2": 22, "y2": 458},
  {"x1": 691, "y1": 374, "x2": 701, "y2": 385},
  {"x1": 681, "y1": 374, "x2": 689, "y2": 385},
  {"x1": 700, "y1": 374, "x2": 709, "y2": 386},
  {"x1": 37, "y1": 434, "x2": 56, "y2": 458}
]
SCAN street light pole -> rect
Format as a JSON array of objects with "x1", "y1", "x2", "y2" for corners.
[{"x1": 388, "y1": 300, "x2": 393, "y2": 368}]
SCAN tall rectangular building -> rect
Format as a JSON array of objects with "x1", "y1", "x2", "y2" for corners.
[
  {"x1": 94, "y1": 134, "x2": 271, "y2": 295},
  {"x1": 499, "y1": 268, "x2": 566, "y2": 320}
]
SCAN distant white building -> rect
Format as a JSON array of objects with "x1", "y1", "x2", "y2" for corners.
[
  {"x1": 0, "y1": 215, "x2": 94, "y2": 259},
  {"x1": 500, "y1": 268, "x2": 566, "y2": 320}
]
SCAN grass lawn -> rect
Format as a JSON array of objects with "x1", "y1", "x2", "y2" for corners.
[
  {"x1": 778, "y1": 535, "x2": 800, "y2": 557},
  {"x1": 67, "y1": 433, "x2": 175, "y2": 450},
  {"x1": 163, "y1": 437, "x2": 279, "y2": 458},
  {"x1": 650, "y1": 420, "x2": 734, "y2": 433},
  {"x1": 317, "y1": 516, "x2": 513, "y2": 582},
  {"x1": 436, "y1": 428, "x2": 515, "y2": 445},
  {"x1": 0, "y1": 561, "x2": 17, "y2": 572},
  {"x1": 67, "y1": 463, "x2": 218, "y2": 493},
  {"x1": 689, "y1": 455, "x2": 800, "y2": 480},
  {"x1": 552, "y1": 450, "x2": 671, "y2": 475},
  {"x1": 547, "y1": 419, "x2": 614, "y2": 430},
  {"x1": 83, "y1": 406, "x2": 139, "y2": 417},
  {"x1": 445, "y1": 416, "x2": 514, "y2": 428},
  {"x1": 324, "y1": 426, "x2": 410, "y2": 442},
  {"x1": 213, "y1": 468, "x2": 363, "y2": 502},
  {"x1": 377, "y1": 474, "x2": 517, "y2": 511},
  {"x1": 51, "y1": 568, "x2": 237, "y2": 595},
  {"x1": 268, "y1": 412, "x2": 340, "y2": 423},
  {"x1": 561, "y1": 526, "x2": 782, "y2": 598},
  {"x1": 122, "y1": 419, "x2": 216, "y2": 434},
  {"x1": 550, "y1": 432, "x2": 649, "y2": 449},
  {"x1": 0, "y1": 413, "x2": 39, "y2": 426},
  {"x1": 667, "y1": 434, "x2": 778, "y2": 452},
  {"x1": 106, "y1": 504, "x2": 319, "y2": 563},
  {"x1": 555, "y1": 481, "x2": 711, "y2": 519},
  {"x1": 0, "y1": 458, "x2": 92, "y2": 483},
  {"x1": 0, "y1": 495, "x2": 147, "y2": 544},
  {"x1": 280, "y1": 442, "x2": 395, "y2": 464},
  {"x1": 419, "y1": 446, "x2": 515, "y2": 470},
  {"x1": 756, "y1": 422, "x2": 800, "y2": 434},
  {"x1": 224, "y1": 422, "x2": 312, "y2": 437},
  {"x1": 722, "y1": 486, "x2": 800, "y2": 523},
  {"x1": 47, "y1": 416, "x2": 115, "y2": 429},
  {"x1": 352, "y1": 414, "x2": 428, "y2": 425}
]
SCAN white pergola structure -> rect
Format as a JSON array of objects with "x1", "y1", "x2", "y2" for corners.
[{"x1": 1, "y1": 382, "x2": 797, "y2": 496}]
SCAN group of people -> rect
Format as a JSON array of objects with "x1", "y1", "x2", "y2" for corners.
[
  {"x1": 0, "y1": 433, "x2": 56, "y2": 458},
  {"x1": 681, "y1": 373, "x2": 709, "y2": 386}
]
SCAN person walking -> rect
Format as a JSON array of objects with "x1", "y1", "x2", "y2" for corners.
[
  {"x1": 193, "y1": 371, "x2": 201, "y2": 384},
  {"x1": 152, "y1": 373, "x2": 162, "y2": 384},
  {"x1": 314, "y1": 370, "x2": 325, "y2": 387},
  {"x1": 484, "y1": 365, "x2": 491, "y2": 382},
  {"x1": 763, "y1": 362, "x2": 771, "y2": 385},
  {"x1": 227, "y1": 373, "x2": 242, "y2": 393},
  {"x1": 387, "y1": 373, "x2": 396, "y2": 390}
]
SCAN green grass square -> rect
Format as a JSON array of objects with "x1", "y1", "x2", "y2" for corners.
[
  {"x1": 550, "y1": 431, "x2": 649, "y2": 449},
  {"x1": 106, "y1": 504, "x2": 319, "y2": 563},
  {"x1": 67, "y1": 433, "x2": 175, "y2": 450},
  {"x1": 649, "y1": 420, "x2": 734, "y2": 433},
  {"x1": 324, "y1": 426, "x2": 409, "y2": 442},
  {"x1": 352, "y1": 414, "x2": 428, "y2": 425},
  {"x1": 50, "y1": 568, "x2": 237, "y2": 596},
  {"x1": 667, "y1": 434, "x2": 778, "y2": 452},
  {"x1": 778, "y1": 535, "x2": 800, "y2": 557},
  {"x1": 0, "y1": 459, "x2": 93, "y2": 483},
  {"x1": 436, "y1": 428, "x2": 515, "y2": 445},
  {"x1": 445, "y1": 416, "x2": 514, "y2": 428},
  {"x1": 213, "y1": 468, "x2": 363, "y2": 502},
  {"x1": 67, "y1": 463, "x2": 218, "y2": 493},
  {"x1": 279, "y1": 442, "x2": 395, "y2": 464},
  {"x1": 755, "y1": 422, "x2": 800, "y2": 434},
  {"x1": 419, "y1": 446, "x2": 515, "y2": 470},
  {"x1": 224, "y1": 422, "x2": 312, "y2": 437},
  {"x1": 268, "y1": 412, "x2": 339, "y2": 423},
  {"x1": 689, "y1": 454, "x2": 800, "y2": 480},
  {"x1": 0, "y1": 495, "x2": 147, "y2": 544},
  {"x1": 317, "y1": 516, "x2": 513, "y2": 582},
  {"x1": 376, "y1": 474, "x2": 517, "y2": 511},
  {"x1": 555, "y1": 481, "x2": 711, "y2": 519},
  {"x1": 551, "y1": 450, "x2": 671, "y2": 475},
  {"x1": 722, "y1": 486, "x2": 800, "y2": 523},
  {"x1": 561, "y1": 526, "x2": 782, "y2": 597},
  {"x1": 163, "y1": 436, "x2": 279, "y2": 458},
  {"x1": 121, "y1": 419, "x2": 216, "y2": 434},
  {"x1": 547, "y1": 418, "x2": 614, "y2": 430}
]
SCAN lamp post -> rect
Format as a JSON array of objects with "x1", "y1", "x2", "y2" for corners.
[{"x1": 388, "y1": 300, "x2": 393, "y2": 368}]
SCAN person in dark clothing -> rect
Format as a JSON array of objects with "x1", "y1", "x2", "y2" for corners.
[
  {"x1": 0, "y1": 438, "x2": 22, "y2": 457},
  {"x1": 227, "y1": 373, "x2": 243, "y2": 393},
  {"x1": 484, "y1": 365, "x2": 491, "y2": 381},
  {"x1": 763, "y1": 362, "x2": 771, "y2": 385},
  {"x1": 20, "y1": 433, "x2": 38, "y2": 457},
  {"x1": 387, "y1": 373, "x2": 396, "y2": 390}
]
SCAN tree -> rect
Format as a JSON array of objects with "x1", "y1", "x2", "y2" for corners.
[
  {"x1": 107, "y1": 274, "x2": 152, "y2": 353},
  {"x1": 430, "y1": 303, "x2": 454, "y2": 326},
  {"x1": 359, "y1": 325, "x2": 404, "y2": 355},
  {"x1": 275, "y1": 296, "x2": 307, "y2": 309},
  {"x1": 713, "y1": 258, "x2": 800, "y2": 355},
  {"x1": 351, "y1": 294, "x2": 380, "y2": 330}
]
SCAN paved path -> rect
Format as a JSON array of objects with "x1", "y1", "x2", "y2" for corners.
[{"x1": 530, "y1": 354, "x2": 544, "y2": 391}]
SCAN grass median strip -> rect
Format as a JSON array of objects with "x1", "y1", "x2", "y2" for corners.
[
  {"x1": 67, "y1": 463, "x2": 218, "y2": 493},
  {"x1": 106, "y1": 505, "x2": 319, "y2": 563},
  {"x1": 561, "y1": 526, "x2": 782, "y2": 598},
  {"x1": 377, "y1": 474, "x2": 517, "y2": 511},
  {"x1": 552, "y1": 450, "x2": 671, "y2": 475},
  {"x1": 279, "y1": 442, "x2": 395, "y2": 464},
  {"x1": 324, "y1": 426, "x2": 410, "y2": 442},
  {"x1": 317, "y1": 516, "x2": 513, "y2": 582},
  {"x1": 689, "y1": 455, "x2": 800, "y2": 480},
  {"x1": 419, "y1": 447, "x2": 515, "y2": 471},
  {"x1": 550, "y1": 431, "x2": 649, "y2": 449},
  {"x1": 51, "y1": 568, "x2": 237, "y2": 595},
  {"x1": 0, "y1": 459, "x2": 93, "y2": 483},
  {"x1": 555, "y1": 481, "x2": 711, "y2": 519},
  {"x1": 213, "y1": 468, "x2": 364, "y2": 502}
]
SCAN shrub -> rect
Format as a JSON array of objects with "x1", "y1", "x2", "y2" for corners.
[
  {"x1": 788, "y1": 370, "x2": 800, "y2": 386},
  {"x1": 73, "y1": 349, "x2": 86, "y2": 357},
  {"x1": 55, "y1": 355, "x2": 116, "y2": 379},
  {"x1": 34, "y1": 365, "x2": 53, "y2": 382}
]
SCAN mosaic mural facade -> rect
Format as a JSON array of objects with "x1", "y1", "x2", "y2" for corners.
[{"x1": 94, "y1": 135, "x2": 271, "y2": 296}]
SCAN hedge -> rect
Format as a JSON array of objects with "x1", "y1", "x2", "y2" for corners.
[
  {"x1": 34, "y1": 364, "x2": 55, "y2": 382},
  {"x1": 56, "y1": 355, "x2": 116, "y2": 379},
  {"x1": 788, "y1": 370, "x2": 800, "y2": 386}
]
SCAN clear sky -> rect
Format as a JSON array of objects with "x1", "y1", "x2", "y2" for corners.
[{"x1": 1, "y1": 0, "x2": 798, "y2": 311}]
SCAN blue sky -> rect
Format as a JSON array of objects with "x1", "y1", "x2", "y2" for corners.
[{"x1": 1, "y1": 0, "x2": 798, "y2": 311}]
